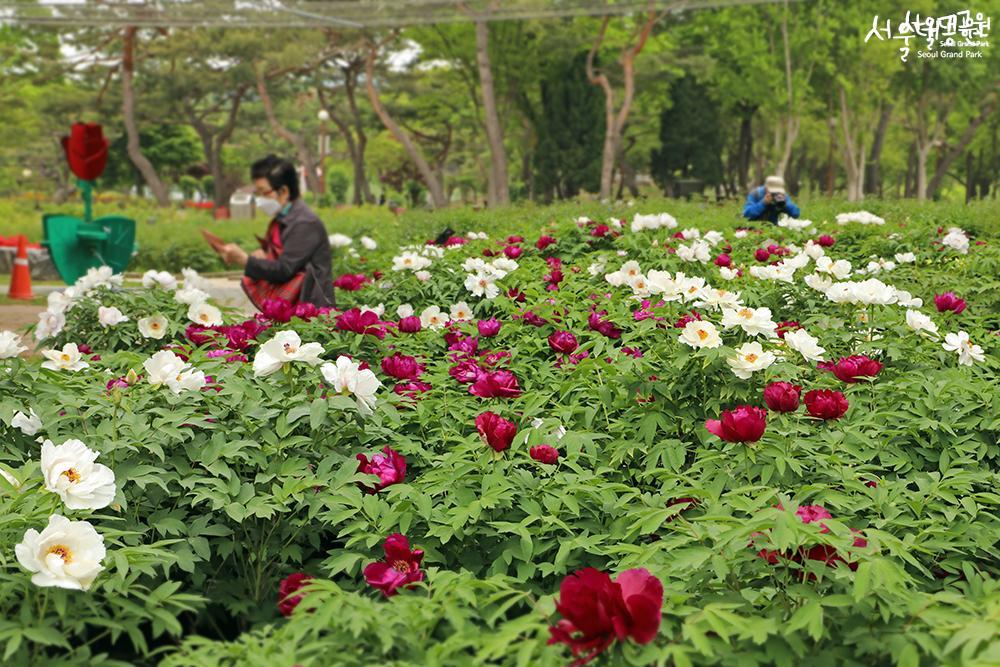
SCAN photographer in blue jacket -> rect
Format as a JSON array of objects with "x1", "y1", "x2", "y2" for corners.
[{"x1": 742, "y1": 175, "x2": 801, "y2": 223}]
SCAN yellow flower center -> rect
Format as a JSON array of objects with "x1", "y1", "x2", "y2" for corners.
[
  {"x1": 392, "y1": 559, "x2": 410, "y2": 572},
  {"x1": 745, "y1": 353, "x2": 758, "y2": 363},
  {"x1": 697, "y1": 329, "x2": 709, "y2": 341},
  {"x1": 739, "y1": 308, "x2": 754, "y2": 319},
  {"x1": 61, "y1": 353, "x2": 71, "y2": 362},
  {"x1": 283, "y1": 344, "x2": 297, "y2": 355},
  {"x1": 61, "y1": 468, "x2": 80, "y2": 483},
  {"x1": 46, "y1": 545, "x2": 73, "y2": 563}
]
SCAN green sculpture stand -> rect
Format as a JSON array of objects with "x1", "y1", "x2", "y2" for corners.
[{"x1": 42, "y1": 178, "x2": 137, "y2": 285}]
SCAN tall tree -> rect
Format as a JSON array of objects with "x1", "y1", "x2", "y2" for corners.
[
  {"x1": 364, "y1": 35, "x2": 448, "y2": 208},
  {"x1": 120, "y1": 27, "x2": 170, "y2": 206},
  {"x1": 586, "y1": 10, "x2": 661, "y2": 199}
]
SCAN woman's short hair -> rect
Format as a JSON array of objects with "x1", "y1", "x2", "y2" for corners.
[{"x1": 251, "y1": 155, "x2": 300, "y2": 200}]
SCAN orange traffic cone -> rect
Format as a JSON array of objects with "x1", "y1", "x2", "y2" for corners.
[{"x1": 7, "y1": 235, "x2": 34, "y2": 300}]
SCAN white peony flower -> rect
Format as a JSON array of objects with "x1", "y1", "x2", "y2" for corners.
[
  {"x1": 137, "y1": 314, "x2": 169, "y2": 340},
  {"x1": 719, "y1": 266, "x2": 740, "y2": 281},
  {"x1": 783, "y1": 328, "x2": 827, "y2": 362},
  {"x1": 40, "y1": 439, "x2": 116, "y2": 511},
  {"x1": 97, "y1": 305, "x2": 129, "y2": 327},
  {"x1": 727, "y1": 341, "x2": 776, "y2": 379},
  {"x1": 804, "y1": 273, "x2": 833, "y2": 292},
  {"x1": 646, "y1": 270, "x2": 682, "y2": 300},
  {"x1": 15, "y1": 514, "x2": 105, "y2": 590},
  {"x1": 465, "y1": 272, "x2": 499, "y2": 299},
  {"x1": 396, "y1": 304, "x2": 414, "y2": 319},
  {"x1": 677, "y1": 275, "x2": 707, "y2": 302},
  {"x1": 181, "y1": 267, "x2": 211, "y2": 291},
  {"x1": 894, "y1": 252, "x2": 916, "y2": 264},
  {"x1": 419, "y1": 306, "x2": 449, "y2": 329},
  {"x1": 605, "y1": 261, "x2": 642, "y2": 287},
  {"x1": 694, "y1": 288, "x2": 743, "y2": 311},
  {"x1": 35, "y1": 310, "x2": 66, "y2": 341},
  {"x1": 174, "y1": 287, "x2": 210, "y2": 306},
  {"x1": 942, "y1": 331, "x2": 984, "y2": 366},
  {"x1": 627, "y1": 273, "x2": 652, "y2": 298},
  {"x1": 46, "y1": 290, "x2": 74, "y2": 315},
  {"x1": 720, "y1": 306, "x2": 777, "y2": 338},
  {"x1": 836, "y1": 211, "x2": 885, "y2": 225},
  {"x1": 11, "y1": 408, "x2": 42, "y2": 436},
  {"x1": 630, "y1": 212, "x2": 677, "y2": 232},
  {"x1": 141, "y1": 270, "x2": 177, "y2": 290},
  {"x1": 392, "y1": 252, "x2": 432, "y2": 272},
  {"x1": 252, "y1": 331, "x2": 325, "y2": 378},
  {"x1": 187, "y1": 302, "x2": 223, "y2": 327},
  {"x1": 360, "y1": 236, "x2": 377, "y2": 250},
  {"x1": 777, "y1": 214, "x2": 813, "y2": 231},
  {"x1": 414, "y1": 270, "x2": 432, "y2": 282},
  {"x1": 450, "y1": 301, "x2": 473, "y2": 321},
  {"x1": 941, "y1": 228, "x2": 969, "y2": 254},
  {"x1": 328, "y1": 233, "x2": 353, "y2": 248},
  {"x1": 143, "y1": 350, "x2": 206, "y2": 393},
  {"x1": 41, "y1": 343, "x2": 88, "y2": 372},
  {"x1": 905, "y1": 310, "x2": 938, "y2": 335},
  {"x1": 678, "y1": 320, "x2": 722, "y2": 349},
  {"x1": 319, "y1": 356, "x2": 382, "y2": 416},
  {"x1": 0, "y1": 330, "x2": 27, "y2": 358},
  {"x1": 815, "y1": 257, "x2": 853, "y2": 279}
]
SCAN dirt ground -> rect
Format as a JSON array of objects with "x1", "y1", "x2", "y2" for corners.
[{"x1": 0, "y1": 303, "x2": 43, "y2": 335}]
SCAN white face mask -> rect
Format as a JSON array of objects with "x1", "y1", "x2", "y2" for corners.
[{"x1": 256, "y1": 197, "x2": 281, "y2": 217}]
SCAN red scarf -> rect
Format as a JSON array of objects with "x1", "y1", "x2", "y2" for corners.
[{"x1": 241, "y1": 218, "x2": 305, "y2": 310}]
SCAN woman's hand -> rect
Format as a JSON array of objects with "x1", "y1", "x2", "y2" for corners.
[
  {"x1": 250, "y1": 249, "x2": 267, "y2": 259},
  {"x1": 221, "y1": 243, "x2": 249, "y2": 268}
]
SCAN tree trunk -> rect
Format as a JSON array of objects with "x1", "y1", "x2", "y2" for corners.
[
  {"x1": 364, "y1": 43, "x2": 447, "y2": 208},
  {"x1": 185, "y1": 89, "x2": 245, "y2": 208},
  {"x1": 736, "y1": 103, "x2": 755, "y2": 191},
  {"x1": 255, "y1": 66, "x2": 323, "y2": 195},
  {"x1": 474, "y1": 18, "x2": 509, "y2": 207},
  {"x1": 904, "y1": 142, "x2": 917, "y2": 197},
  {"x1": 926, "y1": 97, "x2": 996, "y2": 198},
  {"x1": 121, "y1": 27, "x2": 170, "y2": 207},
  {"x1": 344, "y1": 62, "x2": 375, "y2": 204},
  {"x1": 587, "y1": 11, "x2": 658, "y2": 200},
  {"x1": 774, "y1": 2, "x2": 798, "y2": 177},
  {"x1": 864, "y1": 102, "x2": 893, "y2": 196},
  {"x1": 837, "y1": 86, "x2": 865, "y2": 202}
]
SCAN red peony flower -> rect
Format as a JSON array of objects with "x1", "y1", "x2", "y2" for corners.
[
  {"x1": 934, "y1": 292, "x2": 967, "y2": 314},
  {"x1": 588, "y1": 310, "x2": 622, "y2": 339},
  {"x1": 261, "y1": 298, "x2": 295, "y2": 323},
  {"x1": 363, "y1": 534, "x2": 424, "y2": 597},
  {"x1": 336, "y1": 308, "x2": 387, "y2": 339},
  {"x1": 393, "y1": 381, "x2": 432, "y2": 399},
  {"x1": 754, "y1": 248, "x2": 771, "y2": 262},
  {"x1": 393, "y1": 316, "x2": 419, "y2": 333},
  {"x1": 333, "y1": 273, "x2": 370, "y2": 291},
  {"x1": 476, "y1": 411, "x2": 517, "y2": 452},
  {"x1": 816, "y1": 234, "x2": 836, "y2": 247},
  {"x1": 673, "y1": 310, "x2": 702, "y2": 329},
  {"x1": 529, "y1": 444, "x2": 559, "y2": 464},
  {"x1": 504, "y1": 245, "x2": 523, "y2": 259},
  {"x1": 775, "y1": 320, "x2": 801, "y2": 339},
  {"x1": 381, "y1": 353, "x2": 424, "y2": 381},
  {"x1": 829, "y1": 355, "x2": 883, "y2": 383},
  {"x1": 469, "y1": 370, "x2": 522, "y2": 398},
  {"x1": 705, "y1": 406, "x2": 767, "y2": 443},
  {"x1": 548, "y1": 567, "x2": 663, "y2": 666},
  {"x1": 536, "y1": 235, "x2": 557, "y2": 250},
  {"x1": 714, "y1": 253, "x2": 732, "y2": 267},
  {"x1": 763, "y1": 382, "x2": 801, "y2": 412},
  {"x1": 61, "y1": 122, "x2": 109, "y2": 181},
  {"x1": 356, "y1": 446, "x2": 407, "y2": 493},
  {"x1": 804, "y1": 389, "x2": 849, "y2": 420},
  {"x1": 277, "y1": 573, "x2": 312, "y2": 617},
  {"x1": 548, "y1": 330, "x2": 579, "y2": 355},
  {"x1": 477, "y1": 318, "x2": 502, "y2": 337}
]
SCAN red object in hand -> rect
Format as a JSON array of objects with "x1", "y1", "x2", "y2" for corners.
[{"x1": 61, "y1": 123, "x2": 108, "y2": 181}]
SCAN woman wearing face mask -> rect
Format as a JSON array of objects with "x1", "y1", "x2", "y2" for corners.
[{"x1": 220, "y1": 155, "x2": 334, "y2": 309}]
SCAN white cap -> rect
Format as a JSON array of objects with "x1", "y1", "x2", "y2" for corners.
[{"x1": 765, "y1": 175, "x2": 786, "y2": 194}]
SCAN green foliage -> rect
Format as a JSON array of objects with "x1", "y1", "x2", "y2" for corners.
[
  {"x1": 531, "y1": 51, "x2": 604, "y2": 200},
  {"x1": 650, "y1": 75, "x2": 726, "y2": 191},
  {"x1": 326, "y1": 167, "x2": 350, "y2": 205}
]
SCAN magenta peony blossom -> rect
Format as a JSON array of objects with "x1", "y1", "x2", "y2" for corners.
[
  {"x1": 363, "y1": 534, "x2": 424, "y2": 597},
  {"x1": 934, "y1": 292, "x2": 967, "y2": 314},
  {"x1": 398, "y1": 316, "x2": 422, "y2": 333},
  {"x1": 336, "y1": 308, "x2": 387, "y2": 339},
  {"x1": 469, "y1": 370, "x2": 522, "y2": 398},
  {"x1": 754, "y1": 248, "x2": 771, "y2": 262},
  {"x1": 356, "y1": 446, "x2": 407, "y2": 493},
  {"x1": 763, "y1": 382, "x2": 801, "y2": 412},
  {"x1": 705, "y1": 406, "x2": 767, "y2": 443},
  {"x1": 829, "y1": 355, "x2": 883, "y2": 383},
  {"x1": 548, "y1": 330, "x2": 579, "y2": 355},
  {"x1": 530, "y1": 445, "x2": 560, "y2": 464},
  {"x1": 476, "y1": 411, "x2": 517, "y2": 451},
  {"x1": 804, "y1": 389, "x2": 849, "y2": 420},
  {"x1": 536, "y1": 235, "x2": 557, "y2": 250},
  {"x1": 277, "y1": 573, "x2": 313, "y2": 617},
  {"x1": 477, "y1": 318, "x2": 502, "y2": 337},
  {"x1": 381, "y1": 353, "x2": 424, "y2": 381}
]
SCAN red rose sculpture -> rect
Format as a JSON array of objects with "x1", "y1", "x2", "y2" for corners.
[{"x1": 61, "y1": 122, "x2": 108, "y2": 181}]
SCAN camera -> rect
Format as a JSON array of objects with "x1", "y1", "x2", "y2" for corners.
[{"x1": 772, "y1": 193, "x2": 786, "y2": 207}]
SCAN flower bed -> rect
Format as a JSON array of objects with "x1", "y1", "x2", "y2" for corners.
[{"x1": 1, "y1": 204, "x2": 998, "y2": 666}]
